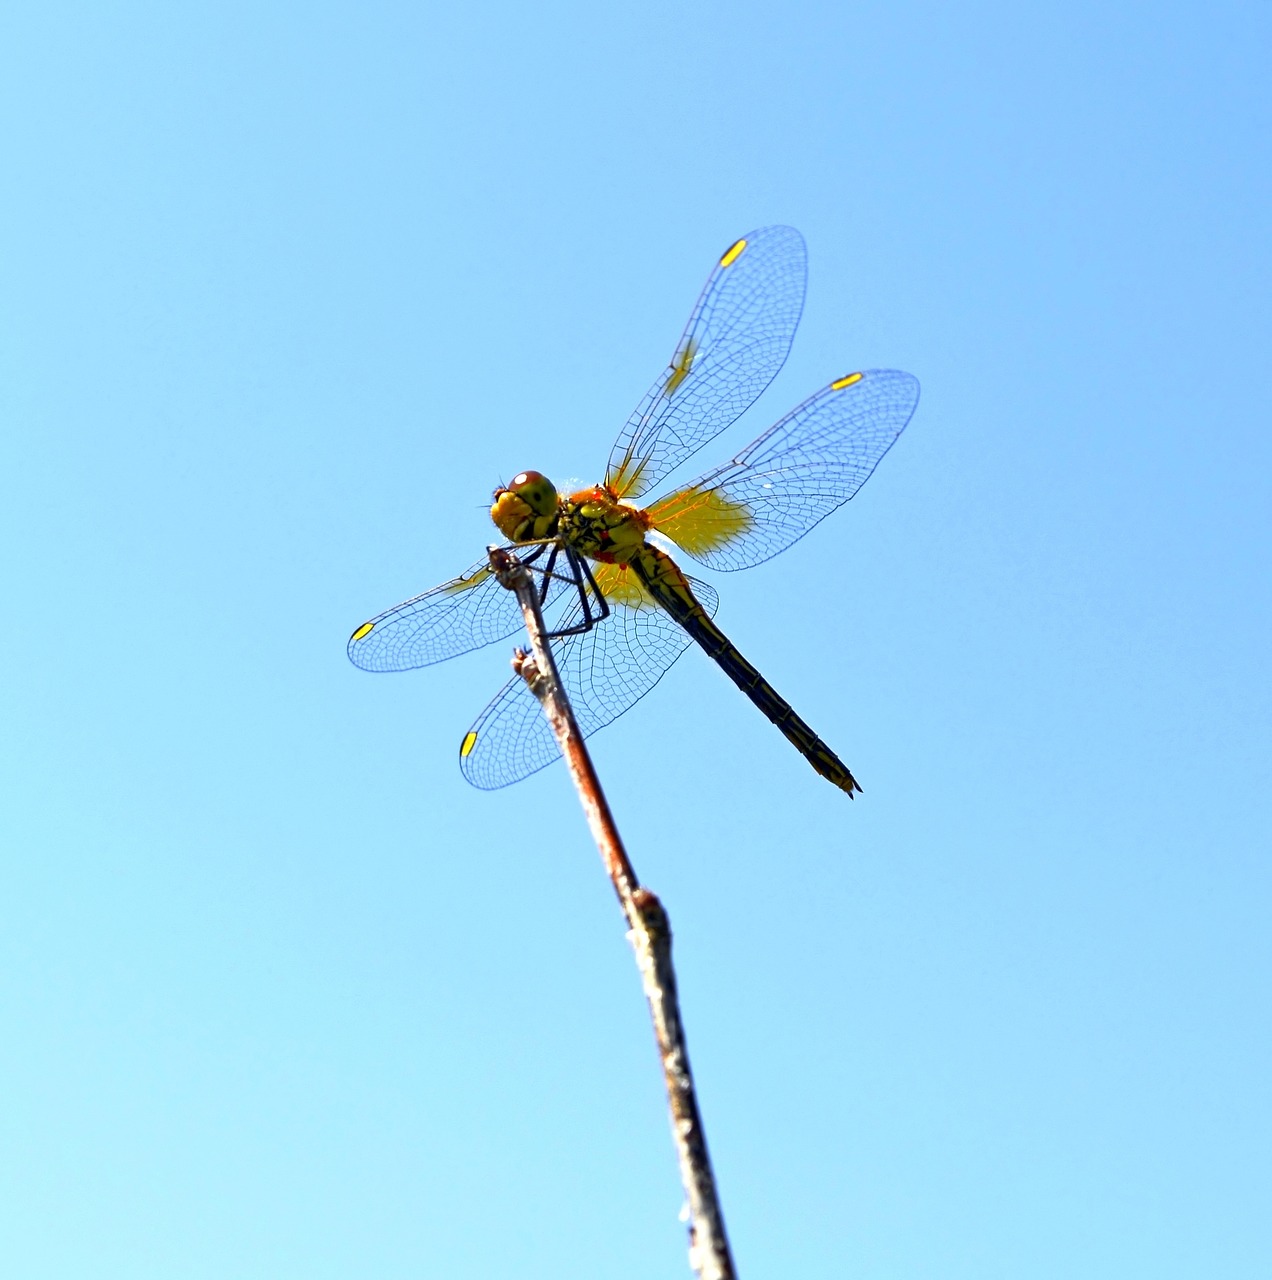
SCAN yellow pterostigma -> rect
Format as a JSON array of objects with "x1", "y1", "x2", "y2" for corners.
[{"x1": 349, "y1": 226, "x2": 920, "y2": 794}]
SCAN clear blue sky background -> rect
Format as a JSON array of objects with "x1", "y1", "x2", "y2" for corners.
[{"x1": 3, "y1": 1, "x2": 1269, "y2": 1276}]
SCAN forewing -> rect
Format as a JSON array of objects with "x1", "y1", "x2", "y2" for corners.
[
  {"x1": 605, "y1": 226, "x2": 806, "y2": 500},
  {"x1": 458, "y1": 570, "x2": 721, "y2": 789},
  {"x1": 348, "y1": 553, "x2": 566, "y2": 672},
  {"x1": 647, "y1": 369, "x2": 920, "y2": 572}
]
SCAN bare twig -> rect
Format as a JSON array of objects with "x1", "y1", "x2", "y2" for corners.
[{"x1": 489, "y1": 545, "x2": 736, "y2": 1280}]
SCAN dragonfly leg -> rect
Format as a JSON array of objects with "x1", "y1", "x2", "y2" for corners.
[
  {"x1": 541, "y1": 549, "x2": 614, "y2": 639},
  {"x1": 536, "y1": 543, "x2": 560, "y2": 606},
  {"x1": 576, "y1": 555, "x2": 611, "y2": 626},
  {"x1": 500, "y1": 538, "x2": 585, "y2": 606},
  {"x1": 492, "y1": 540, "x2": 613, "y2": 641}
]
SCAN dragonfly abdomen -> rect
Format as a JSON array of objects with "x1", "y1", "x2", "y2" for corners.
[{"x1": 630, "y1": 546, "x2": 862, "y2": 796}]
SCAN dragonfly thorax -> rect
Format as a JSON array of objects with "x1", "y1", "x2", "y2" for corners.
[{"x1": 559, "y1": 485, "x2": 652, "y2": 564}]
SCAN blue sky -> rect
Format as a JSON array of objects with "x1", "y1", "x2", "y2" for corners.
[{"x1": 3, "y1": 1, "x2": 1270, "y2": 1276}]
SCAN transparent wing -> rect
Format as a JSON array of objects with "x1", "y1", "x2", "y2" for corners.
[
  {"x1": 458, "y1": 568, "x2": 720, "y2": 790},
  {"x1": 645, "y1": 369, "x2": 920, "y2": 572},
  {"x1": 605, "y1": 225, "x2": 806, "y2": 501},
  {"x1": 347, "y1": 552, "x2": 570, "y2": 673}
]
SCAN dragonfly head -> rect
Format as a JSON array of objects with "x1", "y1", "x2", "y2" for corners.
[{"x1": 491, "y1": 470, "x2": 561, "y2": 543}]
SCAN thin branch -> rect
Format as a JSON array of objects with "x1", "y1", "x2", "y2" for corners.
[{"x1": 488, "y1": 545, "x2": 736, "y2": 1280}]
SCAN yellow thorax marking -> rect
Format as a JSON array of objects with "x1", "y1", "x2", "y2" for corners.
[
  {"x1": 647, "y1": 484, "x2": 754, "y2": 557},
  {"x1": 830, "y1": 371, "x2": 864, "y2": 391},
  {"x1": 351, "y1": 621, "x2": 375, "y2": 641},
  {"x1": 719, "y1": 237, "x2": 747, "y2": 268}
]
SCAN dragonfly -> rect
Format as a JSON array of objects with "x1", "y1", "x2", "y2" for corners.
[{"x1": 348, "y1": 226, "x2": 920, "y2": 795}]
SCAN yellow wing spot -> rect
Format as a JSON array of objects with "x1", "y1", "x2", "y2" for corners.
[
  {"x1": 646, "y1": 484, "x2": 755, "y2": 557},
  {"x1": 460, "y1": 731, "x2": 478, "y2": 758},
  {"x1": 441, "y1": 565, "x2": 492, "y2": 594},
  {"x1": 719, "y1": 237, "x2": 747, "y2": 268},
  {"x1": 350, "y1": 621, "x2": 375, "y2": 642},
  {"x1": 830, "y1": 372, "x2": 864, "y2": 391},
  {"x1": 663, "y1": 336, "x2": 700, "y2": 399}
]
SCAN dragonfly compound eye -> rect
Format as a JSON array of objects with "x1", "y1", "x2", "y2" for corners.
[{"x1": 509, "y1": 470, "x2": 559, "y2": 516}]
